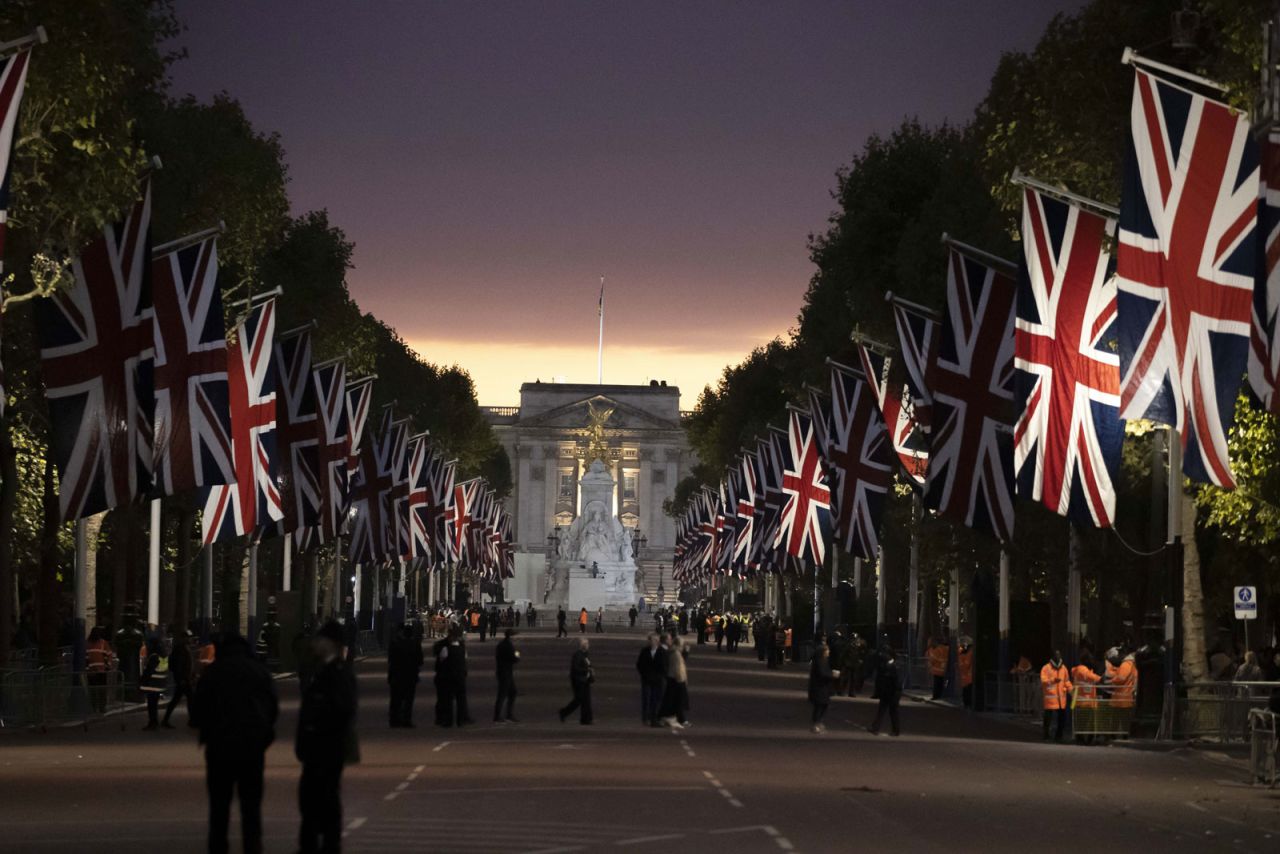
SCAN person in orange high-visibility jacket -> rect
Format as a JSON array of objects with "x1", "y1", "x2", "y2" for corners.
[
  {"x1": 1110, "y1": 649, "x2": 1137, "y2": 710},
  {"x1": 197, "y1": 639, "x2": 216, "y2": 676},
  {"x1": 927, "y1": 638, "x2": 950, "y2": 699},
  {"x1": 1041, "y1": 651, "x2": 1072, "y2": 742},
  {"x1": 85, "y1": 627, "x2": 115, "y2": 713},
  {"x1": 1071, "y1": 652, "x2": 1102, "y2": 709},
  {"x1": 957, "y1": 639, "x2": 974, "y2": 709},
  {"x1": 578, "y1": 608, "x2": 589, "y2": 634}
]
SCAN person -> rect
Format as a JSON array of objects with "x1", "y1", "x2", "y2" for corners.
[
  {"x1": 191, "y1": 632, "x2": 279, "y2": 854},
  {"x1": 927, "y1": 636, "x2": 949, "y2": 700},
  {"x1": 840, "y1": 633, "x2": 868, "y2": 697},
  {"x1": 629, "y1": 605, "x2": 638, "y2": 628},
  {"x1": 139, "y1": 634, "x2": 170, "y2": 731},
  {"x1": 1072, "y1": 650, "x2": 1103, "y2": 744},
  {"x1": 754, "y1": 614, "x2": 772, "y2": 662},
  {"x1": 387, "y1": 622, "x2": 423, "y2": 727},
  {"x1": 494, "y1": 628, "x2": 520, "y2": 723},
  {"x1": 726, "y1": 616, "x2": 741, "y2": 653},
  {"x1": 636, "y1": 633, "x2": 667, "y2": 726},
  {"x1": 1109, "y1": 647, "x2": 1137, "y2": 712},
  {"x1": 1235, "y1": 651, "x2": 1264, "y2": 684},
  {"x1": 579, "y1": 607, "x2": 589, "y2": 634},
  {"x1": 296, "y1": 621, "x2": 358, "y2": 854},
  {"x1": 527, "y1": 604, "x2": 537, "y2": 627},
  {"x1": 957, "y1": 638, "x2": 974, "y2": 710},
  {"x1": 85, "y1": 626, "x2": 115, "y2": 714},
  {"x1": 478, "y1": 608, "x2": 489, "y2": 642},
  {"x1": 556, "y1": 608, "x2": 568, "y2": 638},
  {"x1": 714, "y1": 615, "x2": 726, "y2": 652},
  {"x1": 1040, "y1": 650, "x2": 1073, "y2": 742},
  {"x1": 659, "y1": 634, "x2": 690, "y2": 728},
  {"x1": 808, "y1": 641, "x2": 838, "y2": 733},
  {"x1": 437, "y1": 625, "x2": 472, "y2": 727},
  {"x1": 595, "y1": 607, "x2": 604, "y2": 633},
  {"x1": 868, "y1": 643, "x2": 902, "y2": 736},
  {"x1": 162, "y1": 627, "x2": 195, "y2": 728},
  {"x1": 558, "y1": 637, "x2": 595, "y2": 724}
]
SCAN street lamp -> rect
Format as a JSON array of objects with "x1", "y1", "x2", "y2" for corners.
[
  {"x1": 656, "y1": 563, "x2": 666, "y2": 604},
  {"x1": 630, "y1": 526, "x2": 647, "y2": 557}
]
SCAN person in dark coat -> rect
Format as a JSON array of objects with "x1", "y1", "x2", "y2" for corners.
[
  {"x1": 296, "y1": 621, "x2": 358, "y2": 854},
  {"x1": 808, "y1": 641, "x2": 838, "y2": 733},
  {"x1": 162, "y1": 627, "x2": 194, "y2": 728},
  {"x1": 558, "y1": 638, "x2": 594, "y2": 724},
  {"x1": 635, "y1": 633, "x2": 667, "y2": 726},
  {"x1": 868, "y1": 643, "x2": 903, "y2": 737},
  {"x1": 436, "y1": 625, "x2": 472, "y2": 726},
  {"x1": 387, "y1": 622, "x2": 424, "y2": 727},
  {"x1": 494, "y1": 629, "x2": 520, "y2": 722},
  {"x1": 432, "y1": 630, "x2": 452, "y2": 726},
  {"x1": 191, "y1": 632, "x2": 279, "y2": 854},
  {"x1": 556, "y1": 608, "x2": 568, "y2": 638}
]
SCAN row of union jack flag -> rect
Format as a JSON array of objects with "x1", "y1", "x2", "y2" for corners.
[
  {"x1": 676, "y1": 53, "x2": 1280, "y2": 580},
  {"x1": 25, "y1": 166, "x2": 509, "y2": 575}
]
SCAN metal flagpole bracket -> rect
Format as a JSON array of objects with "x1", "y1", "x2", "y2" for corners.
[
  {"x1": 848, "y1": 329, "x2": 893, "y2": 354},
  {"x1": 1010, "y1": 168, "x2": 1120, "y2": 217},
  {"x1": 152, "y1": 222, "x2": 226, "y2": 257},
  {"x1": 277, "y1": 319, "x2": 319, "y2": 340},
  {"x1": 1121, "y1": 47, "x2": 1229, "y2": 95},
  {"x1": 884, "y1": 290, "x2": 941, "y2": 322},
  {"x1": 0, "y1": 25, "x2": 49, "y2": 55},
  {"x1": 824, "y1": 357, "x2": 868, "y2": 380},
  {"x1": 941, "y1": 233, "x2": 1018, "y2": 273},
  {"x1": 226, "y1": 285, "x2": 283, "y2": 309}
]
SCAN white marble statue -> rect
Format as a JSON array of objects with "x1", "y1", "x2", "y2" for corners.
[{"x1": 562, "y1": 500, "x2": 633, "y2": 566}]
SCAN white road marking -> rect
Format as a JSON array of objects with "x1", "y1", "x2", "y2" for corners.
[
  {"x1": 433, "y1": 741, "x2": 451, "y2": 752},
  {"x1": 710, "y1": 825, "x2": 777, "y2": 835},
  {"x1": 614, "y1": 833, "x2": 685, "y2": 845},
  {"x1": 384, "y1": 791, "x2": 400, "y2": 801},
  {"x1": 1184, "y1": 801, "x2": 1208, "y2": 813},
  {"x1": 414, "y1": 764, "x2": 425, "y2": 772},
  {"x1": 521, "y1": 847, "x2": 586, "y2": 854},
  {"x1": 728, "y1": 799, "x2": 744, "y2": 808},
  {"x1": 346, "y1": 817, "x2": 367, "y2": 831},
  {"x1": 775, "y1": 837, "x2": 795, "y2": 850},
  {"x1": 398, "y1": 785, "x2": 707, "y2": 795},
  {"x1": 395, "y1": 781, "x2": 410, "y2": 791},
  {"x1": 702, "y1": 771, "x2": 715, "y2": 779}
]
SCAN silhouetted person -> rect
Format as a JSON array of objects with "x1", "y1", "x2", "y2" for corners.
[
  {"x1": 162, "y1": 627, "x2": 194, "y2": 728},
  {"x1": 558, "y1": 638, "x2": 595, "y2": 724},
  {"x1": 296, "y1": 622, "x2": 358, "y2": 853},
  {"x1": 387, "y1": 623, "x2": 423, "y2": 727},
  {"x1": 494, "y1": 629, "x2": 520, "y2": 722},
  {"x1": 869, "y1": 644, "x2": 902, "y2": 737},
  {"x1": 192, "y1": 633, "x2": 279, "y2": 854},
  {"x1": 556, "y1": 608, "x2": 568, "y2": 638}
]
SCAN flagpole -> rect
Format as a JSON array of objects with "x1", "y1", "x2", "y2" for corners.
[
  {"x1": 148, "y1": 498, "x2": 161, "y2": 627},
  {"x1": 0, "y1": 26, "x2": 48, "y2": 56},
  {"x1": 597, "y1": 275, "x2": 605, "y2": 384}
]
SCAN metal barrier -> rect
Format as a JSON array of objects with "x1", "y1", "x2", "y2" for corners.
[
  {"x1": 1250, "y1": 710, "x2": 1277, "y2": 787},
  {"x1": 355, "y1": 630, "x2": 380, "y2": 656},
  {"x1": 1157, "y1": 682, "x2": 1279, "y2": 743},
  {"x1": 1072, "y1": 696, "x2": 1134, "y2": 739},
  {"x1": 982, "y1": 672, "x2": 1041, "y2": 715},
  {"x1": 0, "y1": 669, "x2": 138, "y2": 730}
]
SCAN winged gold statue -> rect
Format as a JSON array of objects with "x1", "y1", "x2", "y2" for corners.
[{"x1": 585, "y1": 399, "x2": 614, "y2": 462}]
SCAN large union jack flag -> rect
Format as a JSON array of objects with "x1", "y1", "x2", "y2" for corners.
[
  {"x1": 1015, "y1": 186, "x2": 1124, "y2": 527},
  {"x1": 150, "y1": 235, "x2": 232, "y2": 497},
  {"x1": 344, "y1": 376, "x2": 375, "y2": 486},
  {"x1": 751, "y1": 431, "x2": 787, "y2": 573},
  {"x1": 347, "y1": 405, "x2": 398, "y2": 564},
  {"x1": 383, "y1": 416, "x2": 410, "y2": 560},
  {"x1": 774, "y1": 406, "x2": 832, "y2": 568},
  {"x1": 857, "y1": 344, "x2": 929, "y2": 488},
  {"x1": 201, "y1": 297, "x2": 282, "y2": 543},
  {"x1": 1116, "y1": 66, "x2": 1257, "y2": 488},
  {"x1": 311, "y1": 360, "x2": 348, "y2": 543},
  {"x1": 0, "y1": 44, "x2": 34, "y2": 417},
  {"x1": 1250, "y1": 130, "x2": 1280, "y2": 413},
  {"x1": 407, "y1": 433, "x2": 432, "y2": 560},
  {"x1": 822, "y1": 362, "x2": 893, "y2": 560},
  {"x1": 731, "y1": 451, "x2": 757, "y2": 573},
  {"x1": 429, "y1": 456, "x2": 457, "y2": 566},
  {"x1": 38, "y1": 181, "x2": 154, "y2": 520},
  {"x1": 273, "y1": 327, "x2": 321, "y2": 536},
  {"x1": 924, "y1": 242, "x2": 1018, "y2": 542},
  {"x1": 889, "y1": 296, "x2": 938, "y2": 435},
  {"x1": 446, "y1": 478, "x2": 481, "y2": 565}
]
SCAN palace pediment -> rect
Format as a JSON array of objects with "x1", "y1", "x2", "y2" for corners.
[{"x1": 517, "y1": 394, "x2": 679, "y2": 431}]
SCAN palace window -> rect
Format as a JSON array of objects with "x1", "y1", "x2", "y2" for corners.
[{"x1": 622, "y1": 472, "x2": 638, "y2": 502}]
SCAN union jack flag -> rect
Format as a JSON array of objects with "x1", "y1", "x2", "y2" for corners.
[
  {"x1": 890, "y1": 296, "x2": 939, "y2": 434},
  {"x1": 150, "y1": 235, "x2": 232, "y2": 497},
  {"x1": 1015, "y1": 186, "x2": 1123, "y2": 527},
  {"x1": 447, "y1": 478, "x2": 481, "y2": 565},
  {"x1": 273, "y1": 327, "x2": 321, "y2": 536},
  {"x1": 201, "y1": 298, "x2": 282, "y2": 543},
  {"x1": 38, "y1": 181, "x2": 154, "y2": 520},
  {"x1": 857, "y1": 344, "x2": 929, "y2": 487},
  {"x1": 0, "y1": 44, "x2": 34, "y2": 417},
  {"x1": 822, "y1": 362, "x2": 893, "y2": 560},
  {"x1": 346, "y1": 405, "x2": 399, "y2": 564},
  {"x1": 713, "y1": 476, "x2": 736, "y2": 573},
  {"x1": 384, "y1": 417, "x2": 410, "y2": 559},
  {"x1": 344, "y1": 377, "x2": 375, "y2": 485},
  {"x1": 311, "y1": 360, "x2": 348, "y2": 542},
  {"x1": 1250, "y1": 130, "x2": 1280, "y2": 413},
  {"x1": 1116, "y1": 66, "x2": 1257, "y2": 488},
  {"x1": 732, "y1": 451, "x2": 757, "y2": 572},
  {"x1": 431, "y1": 457, "x2": 457, "y2": 566},
  {"x1": 406, "y1": 434, "x2": 432, "y2": 560},
  {"x1": 498, "y1": 508, "x2": 515, "y2": 578},
  {"x1": 751, "y1": 431, "x2": 787, "y2": 572},
  {"x1": 924, "y1": 242, "x2": 1018, "y2": 542},
  {"x1": 774, "y1": 406, "x2": 832, "y2": 569}
]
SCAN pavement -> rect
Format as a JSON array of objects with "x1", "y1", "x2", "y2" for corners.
[{"x1": 2, "y1": 626, "x2": 1279, "y2": 853}]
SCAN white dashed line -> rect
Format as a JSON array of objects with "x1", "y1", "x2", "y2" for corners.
[
  {"x1": 414, "y1": 764, "x2": 425, "y2": 773},
  {"x1": 395, "y1": 781, "x2": 410, "y2": 791},
  {"x1": 615, "y1": 833, "x2": 685, "y2": 845},
  {"x1": 346, "y1": 817, "x2": 367, "y2": 831},
  {"x1": 433, "y1": 741, "x2": 451, "y2": 752},
  {"x1": 384, "y1": 791, "x2": 400, "y2": 801},
  {"x1": 728, "y1": 799, "x2": 744, "y2": 808}
]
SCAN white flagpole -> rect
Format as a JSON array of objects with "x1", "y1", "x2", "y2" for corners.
[
  {"x1": 597, "y1": 275, "x2": 605, "y2": 384},
  {"x1": 148, "y1": 498, "x2": 161, "y2": 627}
]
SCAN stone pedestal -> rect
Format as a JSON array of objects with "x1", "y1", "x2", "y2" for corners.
[{"x1": 545, "y1": 459, "x2": 640, "y2": 611}]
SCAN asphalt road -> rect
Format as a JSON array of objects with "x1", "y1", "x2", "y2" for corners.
[{"x1": 2, "y1": 625, "x2": 1278, "y2": 853}]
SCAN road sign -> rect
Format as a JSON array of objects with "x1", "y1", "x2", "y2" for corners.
[{"x1": 1233, "y1": 586, "x2": 1257, "y2": 620}]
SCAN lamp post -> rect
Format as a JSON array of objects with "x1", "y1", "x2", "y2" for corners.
[
  {"x1": 544, "y1": 526, "x2": 561, "y2": 605},
  {"x1": 630, "y1": 526, "x2": 647, "y2": 557},
  {"x1": 656, "y1": 562, "x2": 666, "y2": 605}
]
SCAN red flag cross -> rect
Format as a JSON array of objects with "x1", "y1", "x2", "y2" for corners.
[{"x1": 779, "y1": 414, "x2": 830, "y2": 560}]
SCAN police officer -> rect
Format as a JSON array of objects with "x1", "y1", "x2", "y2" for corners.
[{"x1": 494, "y1": 628, "x2": 520, "y2": 723}]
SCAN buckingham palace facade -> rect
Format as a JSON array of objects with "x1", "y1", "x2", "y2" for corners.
[{"x1": 482, "y1": 381, "x2": 695, "y2": 596}]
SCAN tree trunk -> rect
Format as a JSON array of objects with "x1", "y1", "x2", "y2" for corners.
[
  {"x1": 1180, "y1": 492, "x2": 1208, "y2": 683},
  {"x1": 82, "y1": 511, "x2": 105, "y2": 630},
  {"x1": 0, "y1": 414, "x2": 17, "y2": 663},
  {"x1": 37, "y1": 457, "x2": 61, "y2": 665}
]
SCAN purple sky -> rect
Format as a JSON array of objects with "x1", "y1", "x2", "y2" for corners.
[{"x1": 168, "y1": 1, "x2": 1082, "y2": 405}]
